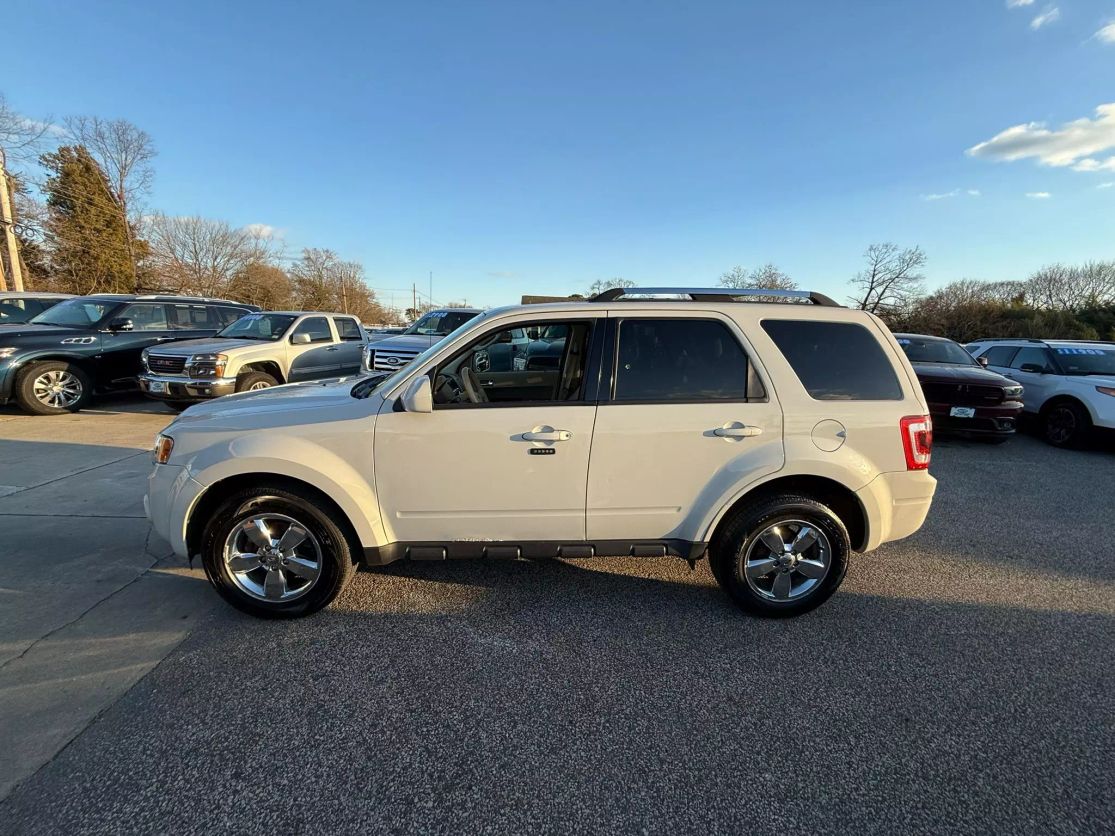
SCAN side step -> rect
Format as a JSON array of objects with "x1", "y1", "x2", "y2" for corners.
[{"x1": 363, "y1": 540, "x2": 707, "y2": 566}]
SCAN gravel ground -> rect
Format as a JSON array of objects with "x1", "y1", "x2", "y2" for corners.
[{"x1": 2, "y1": 432, "x2": 1113, "y2": 835}]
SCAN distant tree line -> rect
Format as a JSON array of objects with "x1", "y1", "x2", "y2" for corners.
[{"x1": 0, "y1": 93, "x2": 398, "y2": 323}]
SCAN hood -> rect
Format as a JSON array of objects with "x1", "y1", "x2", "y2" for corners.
[
  {"x1": 911, "y1": 363, "x2": 1014, "y2": 386},
  {"x1": 173, "y1": 376, "x2": 366, "y2": 423},
  {"x1": 146, "y1": 337, "x2": 264, "y2": 356},
  {"x1": 373, "y1": 334, "x2": 440, "y2": 352},
  {"x1": 1069, "y1": 374, "x2": 1115, "y2": 388},
  {"x1": 0, "y1": 323, "x2": 88, "y2": 339}
]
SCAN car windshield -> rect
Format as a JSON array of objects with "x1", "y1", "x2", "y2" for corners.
[
  {"x1": 1052, "y1": 346, "x2": 1115, "y2": 375},
  {"x1": 217, "y1": 313, "x2": 297, "y2": 340},
  {"x1": 402, "y1": 310, "x2": 478, "y2": 336},
  {"x1": 897, "y1": 337, "x2": 978, "y2": 366},
  {"x1": 29, "y1": 298, "x2": 117, "y2": 328}
]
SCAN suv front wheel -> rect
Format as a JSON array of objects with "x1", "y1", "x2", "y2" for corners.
[
  {"x1": 16, "y1": 360, "x2": 92, "y2": 415},
  {"x1": 710, "y1": 494, "x2": 850, "y2": 618},
  {"x1": 200, "y1": 484, "x2": 358, "y2": 618}
]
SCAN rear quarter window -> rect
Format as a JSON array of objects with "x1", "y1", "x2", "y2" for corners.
[{"x1": 761, "y1": 319, "x2": 903, "y2": 401}]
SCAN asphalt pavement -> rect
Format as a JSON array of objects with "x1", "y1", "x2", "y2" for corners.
[{"x1": 0, "y1": 396, "x2": 1112, "y2": 834}]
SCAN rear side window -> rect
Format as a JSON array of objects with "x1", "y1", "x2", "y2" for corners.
[
  {"x1": 613, "y1": 318, "x2": 756, "y2": 401},
  {"x1": 982, "y1": 346, "x2": 1018, "y2": 367},
  {"x1": 333, "y1": 317, "x2": 362, "y2": 341},
  {"x1": 168, "y1": 304, "x2": 220, "y2": 330},
  {"x1": 761, "y1": 320, "x2": 902, "y2": 401}
]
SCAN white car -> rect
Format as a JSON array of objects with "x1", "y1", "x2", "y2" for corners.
[
  {"x1": 965, "y1": 338, "x2": 1115, "y2": 447},
  {"x1": 146, "y1": 287, "x2": 937, "y2": 619}
]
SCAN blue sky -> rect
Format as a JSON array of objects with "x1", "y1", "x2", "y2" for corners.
[{"x1": 5, "y1": 0, "x2": 1115, "y2": 307}]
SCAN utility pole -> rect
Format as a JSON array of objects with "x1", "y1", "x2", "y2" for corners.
[
  {"x1": 412, "y1": 283, "x2": 417, "y2": 317},
  {"x1": 0, "y1": 149, "x2": 24, "y2": 292}
]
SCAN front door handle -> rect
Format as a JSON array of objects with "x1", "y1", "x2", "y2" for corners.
[
  {"x1": 713, "y1": 424, "x2": 763, "y2": 439},
  {"x1": 522, "y1": 429, "x2": 572, "y2": 442}
]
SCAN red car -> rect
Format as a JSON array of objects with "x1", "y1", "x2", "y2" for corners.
[{"x1": 894, "y1": 333, "x2": 1024, "y2": 442}]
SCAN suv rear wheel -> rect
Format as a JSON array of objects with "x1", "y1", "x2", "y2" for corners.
[
  {"x1": 1042, "y1": 400, "x2": 1091, "y2": 448},
  {"x1": 16, "y1": 360, "x2": 92, "y2": 415},
  {"x1": 709, "y1": 494, "x2": 849, "y2": 617},
  {"x1": 200, "y1": 484, "x2": 358, "y2": 618}
]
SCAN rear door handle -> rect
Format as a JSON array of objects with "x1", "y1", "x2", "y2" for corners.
[
  {"x1": 713, "y1": 424, "x2": 763, "y2": 438},
  {"x1": 522, "y1": 430, "x2": 572, "y2": 442}
]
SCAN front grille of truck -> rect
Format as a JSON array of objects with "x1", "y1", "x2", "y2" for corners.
[
  {"x1": 372, "y1": 349, "x2": 420, "y2": 371},
  {"x1": 146, "y1": 354, "x2": 187, "y2": 375}
]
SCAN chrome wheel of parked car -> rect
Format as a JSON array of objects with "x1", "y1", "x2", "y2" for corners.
[
  {"x1": 742, "y1": 520, "x2": 831, "y2": 601},
  {"x1": 32, "y1": 369, "x2": 84, "y2": 409},
  {"x1": 223, "y1": 513, "x2": 323, "y2": 602},
  {"x1": 247, "y1": 380, "x2": 271, "y2": 390}
]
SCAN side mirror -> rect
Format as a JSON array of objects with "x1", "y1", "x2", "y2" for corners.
[
  {"x1": 107, "y1": 317, "x2": 134, "y2": 332},
  {"x1": 977, "y1": 356, "x2": 989, "y2": 367},
  {"x1": 399, "y1": 375, "x2": 433, "y2": 413},
  {"x1": 1019, "y1": 363, "x2": 1045, "y2": 374},
  {"x1": 290, "y1": 333, "x2": 311, "y2": 345}
]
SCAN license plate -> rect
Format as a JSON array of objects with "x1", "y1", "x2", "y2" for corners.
[
  {"x1": 149, "y1": 381, "x2": 166, "y2": 394},
  {"x1": 950, "y1": 406, "x2": 975, "y2": 418}
]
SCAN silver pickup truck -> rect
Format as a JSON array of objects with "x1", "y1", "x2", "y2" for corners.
[{"x1": 139, "y1": 311, "x2": 368, "y2": 409}]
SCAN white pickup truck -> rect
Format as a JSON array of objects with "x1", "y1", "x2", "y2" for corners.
[{"x1": 139, "y1": 311, "x2": 368, "y2": 409}]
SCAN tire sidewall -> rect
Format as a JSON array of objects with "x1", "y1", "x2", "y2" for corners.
[
  {"x1": 201, "y1": 491, "x2": 352, "y2": 618},
  {"x1": 235, "y1": 371, "x2": 278, "y2": 393},
  {"x1": 718, "y1": 499, "x2": 849, "y2": 617},
  {"x1": 1043, "y1": 402, "x2": 1089, "y2": 448},
  {"x1": 16, "y1": 361, "x2": 92, "y2": 415}
]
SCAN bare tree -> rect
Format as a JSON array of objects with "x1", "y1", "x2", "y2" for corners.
[
  {"x1": 849, "y1": 243, "x2": 927, "y2": 316},
  {"x1": 145, "y1": 214, "x2": 274, "y2": 297},
  {"x1": 719, "y1": 263, "x2": 797, "y2": 290},
  {"x1": 289, "y1": 248, "x2": 385, "y2": 321},
  {"x1": 0, "y1": 93, "x2": 54, "y2": 165},
  {"x1": 585, "y1": 277, "x2": 635, "y2": 297},
  {"x1": 1025, "y1": 261, "x2": 1115, "y2": 311},
  {"x1": 65, "y1": 116, "x2": 155, "y2": 279}
]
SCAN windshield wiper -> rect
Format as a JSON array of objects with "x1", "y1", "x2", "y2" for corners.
[{"x1": 351, "y1": 372, "x2": 391, "y2": 399}]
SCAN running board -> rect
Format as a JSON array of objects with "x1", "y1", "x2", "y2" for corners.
[{"x1": 363, "y1": 540, "x2": 707, "y2": 566}]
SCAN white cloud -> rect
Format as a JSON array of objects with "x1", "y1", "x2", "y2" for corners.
[
  {"x1": 244, "y1": 223, "x2": 275, "y2": 238},
  {"x1": 967, "y1": 189, "x2": 982, "y2": 196},
  {"x1": 1006, "y1": 0, "x2": 1035, "y2": 6},
  {"x1": 15, "y1": 116, "x2": 65, "y2": 137},
  {"x1": 921, "y1": 188, "x2": 981, "y2": 201},
  {"x1": 1030, "y1": 5, "x2": 1060, "y2": 29},
  {"x1": 1026, "y1": 191, "x2": 1052, "y2": 199},
  {"x1": 1094, "y1": 22, "x2": 1115, "y2": 43},
  {"x1": 967, "y1": 103, "x2": 1115, "y2": 171},
  {"x1": 1098, "y1": 182, "x2": 1115, "y2": 189}
]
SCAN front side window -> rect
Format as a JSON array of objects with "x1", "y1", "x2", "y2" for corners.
[
  {"x1": 291, "y1": 316, "x2": 333, "y2": 343},
  {"x1": 613, "y1": 318, "x2": 753, "y2": 401},
  {"x1": 432, "y1": 319, "x2": 592, "y2": 406},
  {"x1": 982, "y1": 346, "x2": 1018, "y2": 367},
  {"x1": 30, "y1": 299, "x2": 116, "y2": 328},
  {"x1": 762, "y1": 319, "x2": 902, "y2": 401},
  {"x1": 119, "y1": 303, "x2": 170, "y2": 331},
  {"x1": 1010, "y1": 347, "x2": 1053, "y2": 372},
  {"x1": 334, "y1": 317, "x2": 362, "y2": 341}
]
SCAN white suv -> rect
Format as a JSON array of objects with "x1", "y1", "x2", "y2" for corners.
[
  {"x1": 146, "y1": 288, "x2": 937, "y2": 619},
  {"x1": 965, "y1": 338, "x2": 1115, "y2": 448}
]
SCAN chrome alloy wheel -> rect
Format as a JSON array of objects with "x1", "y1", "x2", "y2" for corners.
[
  {"x1": 32, "y1": 370, "x2": 83, "y2": 409},
  {"x1": 247, "y1": 380, "x2": 272, "y2": 390},
  {"x1": 223, "y1": 513, "x2": 323, "y2": 602},
  {"x1": 741, "y1": 520, "x2": 831, "y2": 601}
]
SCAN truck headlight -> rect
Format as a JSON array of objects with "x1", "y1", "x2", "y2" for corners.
[
  {"x1": 362, "y1": 345, "x2": 374, "y2": 372},
  {"x1": 188, "y1": 353, "x2": 228, "y2": 378},
  {"x1": 153, "y1": 434, "x2": 175, "y2": 464}
]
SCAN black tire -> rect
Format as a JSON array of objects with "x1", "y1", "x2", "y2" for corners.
[
  {"x1": 235, "y1": 371, "x2": 278, "y2": 393},
  {"x1": 1042, "y1": 400, "x2": 1091, "y2": 449},
  {"x1": 200, "y1": 484, "x2": 358, "y2": 618},
  {"x1": 15, "y1": 360, "x2": 93, "y2": 415},
  {"x1": 709, "y1": 494, "x2": 850, "y2": 618}
]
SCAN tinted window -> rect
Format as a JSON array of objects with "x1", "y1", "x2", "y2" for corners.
[
  {"x1": 30, "y1": 299, "x2": 116, "y2": 327},
  {"x1": 982, "y1": 346, "x2": 1018, "y2": 367},
  {"x1": 168, "y1": 304, "x2": 221, "y2": 330},
  {"x1": 292, "y1": 316, "x2": 332, "y2": 343},
  {"x1": 433, "y1": 320, "x2": 592, "y2": 406},
  {"x1": 614, "y1": 319, "x2": 751, "y2": 401},
  {"x1": 1011, "y1": 347, "x2": 1052, "y2": 372},
  {"x1": 119, "y1": 303, "x2": 169, "y2": 331},
  {"x1": 761, "y1": 320, "x2": 902, "y2": 401},
  {"x1": 334, "y1": 317, "x2": 362, "y2": 341},
  {"x1": 216, "y1": 306, "x2": 247, "y2": 326},
  {"x1": 897, "y1": 336, "x2": 977, "y2": 366},
  {"x1": 404, "y1": 310, "x2": 480, "y2": 336}
]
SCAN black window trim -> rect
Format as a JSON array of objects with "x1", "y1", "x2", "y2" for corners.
[
  {"x1": 430, "y1": 317, "x2": 601, "y2": 411},
  {"x1": 292, "y1": 315, "x2": 334, "y2": 344},
  {"x1": 600, "y1": 315, "x2": 769, "y2": 405}
]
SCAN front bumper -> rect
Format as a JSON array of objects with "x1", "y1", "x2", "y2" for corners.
[
  {"x1": 146, "y1": 462, "x2": 206, "y2": 557},
  {"x1": 139, "y1": 373, "x2": 235, "y2": 402},
  {"x1": 927, "y1": 400, "x2": 1023, "y2": 437}
]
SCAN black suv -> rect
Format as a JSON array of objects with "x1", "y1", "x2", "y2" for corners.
[{"x1": 0, "y1": 295, "x2": 259, "y2": 415}]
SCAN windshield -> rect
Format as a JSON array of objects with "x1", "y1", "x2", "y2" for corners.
[
  {"x1": 353, "y1": 310, "x2": 492, "y2": 398},
  {"x1": 897, "y1": 336, "x2": 978, "y2": 366},
  {"x1": 1052, "y1": 346, "x2": 1115, "y2": 375},
  {"x1": 29, "y1": 298, "x2": 117, "y2": 328},
  {"x1": 403, "y1": 310, "x2": 478, "y2": 337},
  {"x1": 217, "y1": 313, "x2": 297, "y2": 340}
]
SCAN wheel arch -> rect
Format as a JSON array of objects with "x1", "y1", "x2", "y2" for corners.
[
  {"x1": 1039, "y1": 393, "x2": 1095, "y2": 423},
  {"x1": 706, "y1": 473, "x2": 869, "y2": 553},
  {"x1": 13, "y1": 352, "x2": 98, "y2": 379},
  {"x1": 237, "y1": 360, "x2": 285, "y2": 384}
]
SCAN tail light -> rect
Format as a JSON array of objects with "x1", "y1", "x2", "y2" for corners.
[{"x1": 900, "y1": 415, "x2": 932, "y2": 470}]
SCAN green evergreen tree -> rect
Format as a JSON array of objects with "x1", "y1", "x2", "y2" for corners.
[{"x1": 40, "y1": 145, "x2": 137, "y2": 294}]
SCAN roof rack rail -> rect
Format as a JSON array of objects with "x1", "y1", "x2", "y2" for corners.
[
  {"x1": 969, "y1": 337, "x2": 1046, "y2": 344},
  {"x1": 588, "y1": 286, "x2": 842, "y2": 307}
]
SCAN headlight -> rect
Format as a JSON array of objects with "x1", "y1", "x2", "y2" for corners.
[
  {"x1": 153, "y1": 434, "x2": 175, "y2": 464},
  {"x1": 0, "y1": 347, "x2": 17, "y2": 360},
  {"x1": 188, "y1": 353, "x2": 228, "y2": 378},
  {"x1": 1097, "y1": 386, "x2": 1115, "y2": 397},
  {"x1": 1004, "y1": 385, "x2": 1023, "y2": 398}
]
